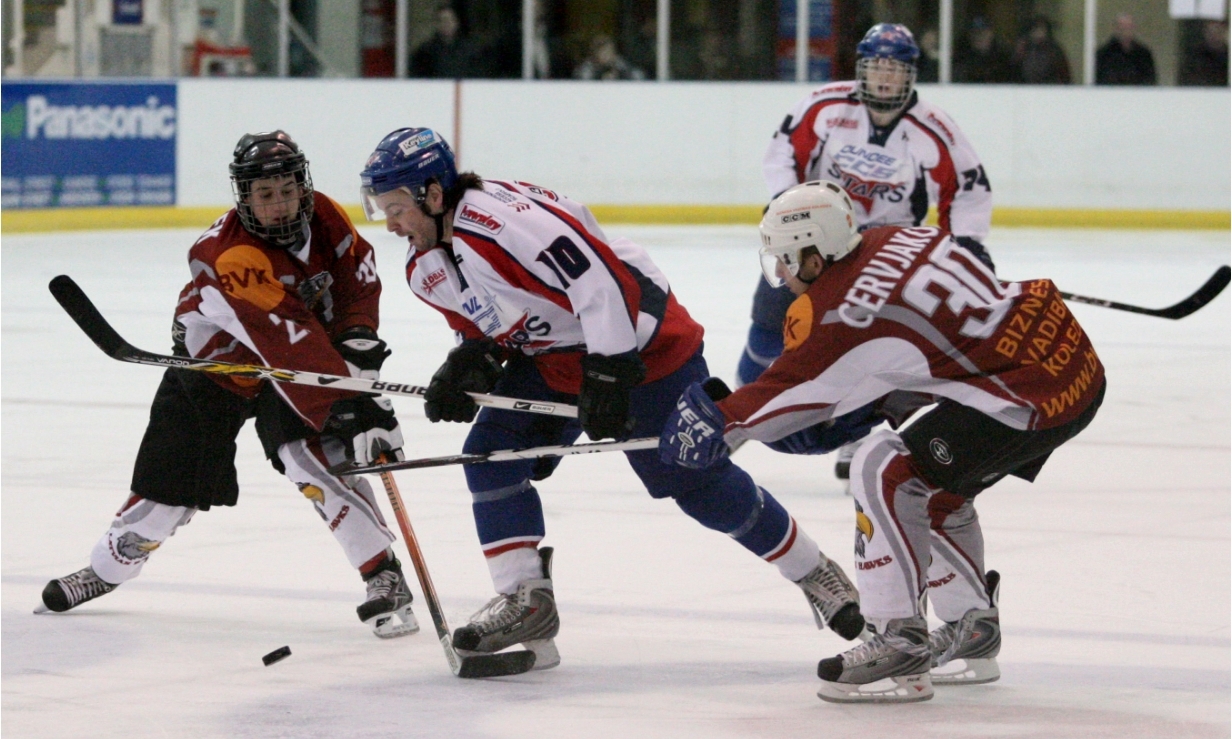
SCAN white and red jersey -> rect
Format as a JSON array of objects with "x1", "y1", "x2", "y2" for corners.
[
  {"x1": 175, "y1": 192, "x2": 382, "y2": 429},
  {"x1": 406, "y1": 180, "x2": 703, "y2": 394},
  {"x1": 719, "y1": 226, "x2": 1104, "y2": 446},
  {"x1": 763, "y1": 83, "x2": 991, "y2": 243}
]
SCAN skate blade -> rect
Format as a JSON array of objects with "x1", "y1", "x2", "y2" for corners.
[
  {"x1": 817, "y1": 673, "x2": 933, "y2": 703},
  {"x1": 367, "y1": 605, "x2": 420, "y2": 639},
  {"x1": 33, "y1": 603, "x2": 51, "y2": 614},
  {"x1": 932, "y1": 657, "x2": 1000, "y2": 685},
  {"x1": 523, "y1": 638, "x2": 560, "y2": 670}
]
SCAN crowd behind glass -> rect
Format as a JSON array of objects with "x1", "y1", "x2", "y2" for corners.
[{"x1": 3, "y1": 0, "x2": 1228, "y2": 86}]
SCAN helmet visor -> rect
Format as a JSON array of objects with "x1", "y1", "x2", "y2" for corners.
[
  {"x1": 360, "y1": 187, "x2": 386, "y2": 222},
  {"x1": 759, "y1": 248, "x2": 799, "y2": 289}
]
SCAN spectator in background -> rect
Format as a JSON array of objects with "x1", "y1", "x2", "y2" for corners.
[
  {"x1": 917, "y1": 28, "x2": 939, "y2": 82},
  {"x1": 1096, "y1": 13, "x2": 1156, "y2": 85},
  {"x1": 1014, "y1": 16, "x2": 1071, "y2": 84},
  {"x1": 410, "y1": 6, "x2": 475, "y2": 78},
  {"x1": 954, "y1": 17, "x2": 1015, "y2": 83},
  {"x1": 1179, "y1": 20, "x2": 1229, "y2": 86},
  {"x1": 574, "y1": 35, "x2": 645, "y2": 80}
]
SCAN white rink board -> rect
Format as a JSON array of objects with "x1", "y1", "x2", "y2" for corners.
[
  {"x1": 171, "y1": 81, "x2": 1231, "y2": 211},
  {"x1": 2, "y1": 226, "x2": 1229, "y2": 738}
]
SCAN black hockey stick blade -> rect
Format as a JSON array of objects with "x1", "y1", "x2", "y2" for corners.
[
  {"x1": 1060, "y1": 266, "x2": 1230, "y2": 320},
  {"x1": 49, "y1": 275, "x2": 132, "y2": 357},
  {"x1": 453, "y1": 646, "x2": 538, "y2": 678}
]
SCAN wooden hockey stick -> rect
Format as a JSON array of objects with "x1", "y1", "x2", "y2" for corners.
[
  {"x1": 333, "y1": 436, "x2": 660, "y2": 476},
  {"x1": 375, "y1": 461, "x2": 537, "y2": 678},
  {"x1": 48, "y1": 275, "x2": 577, "y2": 418},
  {"x1": 1060, "y1": 266, "x2": 1230, "y2": 320}
]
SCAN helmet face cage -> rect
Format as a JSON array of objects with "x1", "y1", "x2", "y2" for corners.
[
  {"x1": 359, "y1": 128, "x2": 458, "y2": 221},
  {"x1": 230, "y1": 131, "x2": 314, "y2": 246},
  {"x1": 855, "y1": 23, "x2": 920, "y2": 115}
]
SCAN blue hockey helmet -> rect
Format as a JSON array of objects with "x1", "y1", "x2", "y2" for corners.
[
  {"x1": 359, "y1": 127, "x2": 458, "y2": 221},
  {"x1": 855, "y1": 24, "x2": 919, "y2": 115}
]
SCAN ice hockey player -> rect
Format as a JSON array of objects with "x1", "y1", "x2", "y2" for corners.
[
  {"x1": 39, "y1": 131, "x2": 418, "y2": 639},
  {"x1": 661, "y1": 181, "x2": 1105, "y2": 702},
  {"x1": 358, "y1": 127, "x2": 866, "y2": 670},
  {"x1": 738, "y1": 22, "x2": 996, "y2": 487}
]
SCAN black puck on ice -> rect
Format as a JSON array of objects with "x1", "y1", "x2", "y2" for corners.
[{"x1": 262, "y1": 646, "x2": 292, "y2": 666}]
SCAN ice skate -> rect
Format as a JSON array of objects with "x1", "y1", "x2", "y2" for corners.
[
  {"x1": 834, "y1": 441, "x2": 858, "y2": 495},
  {"x1": 452, "y1": 547, "x2": 560, "y2": 670},
  {"x1": 816, "y1": 616, "x2": 934, "y2": 703},
  {"x1": 357, "y1": 557, "x2": 419, "y2": 639},
  {"x1": 796, "y1": 553, "x2": 865, "y2": 640},
  {"x1": 36, "y1": 566, "x2": 118, "y2": 613},
  {"x1": 931, "y1": 571, "x2": 1001, "y2": 685}
]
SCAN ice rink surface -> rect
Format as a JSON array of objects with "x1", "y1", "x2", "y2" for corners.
[{"x1": 3, "y1": 224, "x2": 1229, "y2": 738}]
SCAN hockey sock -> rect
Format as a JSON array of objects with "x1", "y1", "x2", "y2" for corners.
[{"x1": 485, "y1": 546, "x2": 544, "y2": 595}]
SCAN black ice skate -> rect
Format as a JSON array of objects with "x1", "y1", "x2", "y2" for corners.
[
  {"x1": 834, "y1": 441, "x2": 858, "y2": 495},
  {"x1": 796, "y1": 553, "x2": 865, "y2": 640},
  {"x1": 930, "y1": 570, "x2": 1001, "y2": 685},
  {"x1": 816, "y1": 616, "x2": 934, "y2": 703},
  {"x1": 452, "y1": 547, "x2": 560, "y2": 670},
  {"x1": 36, "y1": 566, "x2": 118, "y2": 613},
  {"x1": 358, "y1": 556, "x2": 420, "y2": 639}
]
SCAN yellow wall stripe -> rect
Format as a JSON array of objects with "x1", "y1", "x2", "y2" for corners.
[{"x1": 3, "y1": 204, "x2": 1228, "y2": 233}]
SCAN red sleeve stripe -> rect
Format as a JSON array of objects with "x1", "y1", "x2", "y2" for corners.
[
  {"x1": 528, "y1": 197, "x2": 641, "y2": 325},
  {"x1": 903, "y1": 114, "x2": 959, "y2": 233},
  {"x1": 454, "y1": 228, "x2": 575, "y2": 314},
  {"x1": 789, "y1": 99, "x2": 853, "y2": 183}
]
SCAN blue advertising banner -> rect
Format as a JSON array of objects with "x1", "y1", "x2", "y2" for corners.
[{"x1": 1, "y1": 81, "x2": 176, "y2": 209}]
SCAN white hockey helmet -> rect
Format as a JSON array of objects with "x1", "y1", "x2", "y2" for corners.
[{"x1": 758, "y1": 181, "x2": 862, "y2": 288}]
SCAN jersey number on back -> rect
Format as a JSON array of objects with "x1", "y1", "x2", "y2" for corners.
[{"x1": 901, "y1": 238, "x2": 1018, "y2": 338}]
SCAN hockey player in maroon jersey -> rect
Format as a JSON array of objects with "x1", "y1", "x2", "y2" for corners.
[
  {"x1": 738, "y1": 23, "x2": 996, "y2": 488},
  {"x1": 661, "y1": 181, "x2": 1105, "y2": 702},
  {"x1": 359, "y1": 127, "x2": 866, "y2": 671},
  {"x1": 39, "y1": 131, "x2": 419, "y2": 639}
]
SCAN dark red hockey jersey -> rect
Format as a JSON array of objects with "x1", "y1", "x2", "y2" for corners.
[
  {"x1": 174, "y1": 193, "x2": 382, "y2": 429},
  {"x1": 720, "y1": 226, "x2": 1104, "y2": 445}
]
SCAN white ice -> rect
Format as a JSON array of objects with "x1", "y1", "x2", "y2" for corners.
[{"x1": 3, "y1": 225, "x2": 1229, "y2": 738}]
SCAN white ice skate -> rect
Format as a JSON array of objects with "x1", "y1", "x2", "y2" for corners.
[
  {"x1": 816, "y1": 616, "x2": 934, "y2": 703},
  {"x1": 452, "y1": 547, "x2": 560, "y2": 670}
]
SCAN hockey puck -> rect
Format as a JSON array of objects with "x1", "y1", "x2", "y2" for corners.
[{"x1": 262, "y1": 646, "x2": 292, "y2": 666}]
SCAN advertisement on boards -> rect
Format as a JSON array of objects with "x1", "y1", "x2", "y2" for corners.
[{"x1": 1, "y1": 81, "x2": 176, "y2": 209}]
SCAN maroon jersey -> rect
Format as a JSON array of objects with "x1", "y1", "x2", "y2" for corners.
[
  {"x1": 175, "y1": 192, "x2": 381, "y2": 429},
  {"x1": 720, "y1": 226, "x2": 1104, "y2": 445}
]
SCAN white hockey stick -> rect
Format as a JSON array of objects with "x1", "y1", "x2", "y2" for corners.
[
  {"x1": 49, "y1": 275, "x2": 577, "y2": 419},
  {"x1": 333, "y1": 436, "x2": 660, "y2": 475}
]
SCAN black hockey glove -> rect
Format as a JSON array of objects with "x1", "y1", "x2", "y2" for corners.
[
  {"x1": 333, "y1": 326, "x2": 391, "y2": 380},
  {"x1": 324, "y1": 395, "x2": 405, "y2": 466},
  {"x1": 954, "y1": 236, "x2": 996, "y2": 273},
  {"x1": 423, "y1": 338, "x2": 506, "y2": 423},
  {"x1": 578, "y1": 351, "x2": 647, "y2": 441}
]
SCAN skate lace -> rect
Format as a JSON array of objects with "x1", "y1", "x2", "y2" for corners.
[
  {"x1": 847, "y1": 626, "x2": 931, "y2": 665},
  {"x1": 365, "y1": 570, "x2": 401, "y2": 601},
  {"x1": 467, "y1": 594, "x2": 524, "y2": 635},
  {"x1": 799, "y1": 560, "x2": 855, "y2": 616},
  {"x1": 930, "y1": 621, "x2": 958, "y2": 660},
  {"x1": 62, "y1": 568, "x2": 114, "y2": 606}
]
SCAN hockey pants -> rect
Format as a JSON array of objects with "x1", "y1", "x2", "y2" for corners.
[
  {"x1": 90, "y1": 437, "x2": 395, "y2": 585},
  {"x1": 463, "y1": 351, "x2": 822, "y2": 594}
]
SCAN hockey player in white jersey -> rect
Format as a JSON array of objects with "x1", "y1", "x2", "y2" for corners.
[
  {"x1": 737, "y1": 23, "x2": 996, "y2": 486},
  {"x1": 359, "y1": 127, "x2": 867, "y2": 671}
]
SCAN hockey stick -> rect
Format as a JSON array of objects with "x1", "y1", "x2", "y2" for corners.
[
  {"x1": 375, "y1": 461, "x2": 537, "y2": 678},
  {"x1": 333, "y1": 436, "x2": 660, "y2": 476},
  {"x1": 48, "y1": 275, "x2": 577, "y2": 419},
  {"x1": 1059, "y1": 266, "x2": 1230, "y2": 320}
]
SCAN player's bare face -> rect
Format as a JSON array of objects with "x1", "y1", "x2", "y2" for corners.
[
  {"x1": 376, "y1": 190, "x2": 439, "y2": 253},
  {"x1": 780, "y1": 253, "x2": 824, "y2": 296},
  {"x1": 248, "y1": 175, "x2": 302, "y2": 228}
]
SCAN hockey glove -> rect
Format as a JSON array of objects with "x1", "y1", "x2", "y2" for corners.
[
  {"x1": 659, "y1": 381, "x2": 730, "y2": 469},
  {"x1": 954, "y1": 236, "x2": 996, "y2": 273},
  {"x1": 765, "y1": 402, "x2": 881, "y2": 456},
  {"x1": 334, "y1": 326, "x2": 391, "y2": 380},
  {"x1": 423, "y1": 338, "x2": 506, "y2": 423},
  {"x1": 578, "y1": 351, "x2": 647, "y2": 441},
  {"x1": 324, "y1": 395, "x2": 405, "y2": 466}
]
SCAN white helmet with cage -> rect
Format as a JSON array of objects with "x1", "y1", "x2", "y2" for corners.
[{"x1": 758, "y1": 181, "x2": 862, "y2": 288}]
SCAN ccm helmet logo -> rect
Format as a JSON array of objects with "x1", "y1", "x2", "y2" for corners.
[{"x1": 781, "y1": 211, "x2": 811, "y2": 223}]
